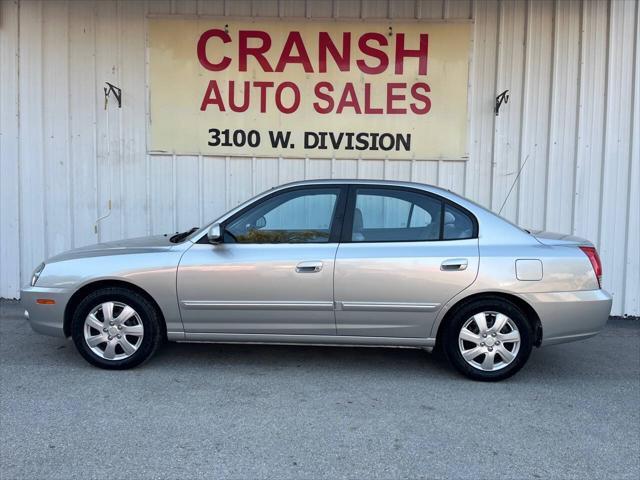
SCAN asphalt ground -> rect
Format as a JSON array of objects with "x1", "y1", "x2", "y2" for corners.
[{"x1": 1, "y1": 300, "x2": 638, "y2": 479}]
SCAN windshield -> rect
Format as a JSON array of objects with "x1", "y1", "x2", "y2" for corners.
[{"x1": 183, "y1": 187, "x2": 284, "y2": 243}]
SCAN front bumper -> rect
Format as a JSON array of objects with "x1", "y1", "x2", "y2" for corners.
[
  {"x1": 518, "y1": 289, "x2": 613, "y2": 346},
  {"x1": 20, "y1": 286, "x2": 71, "y2": 338}
]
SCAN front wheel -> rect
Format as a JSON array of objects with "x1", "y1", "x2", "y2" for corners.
[
  {"x1": 442, "y1": 298, "x2": 533, "y2": 381},
  {"x1": 71, "y1": 287, "x2": 163, "y2": 369}
]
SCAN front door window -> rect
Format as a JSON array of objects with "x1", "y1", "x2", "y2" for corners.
[{"x1": 226, "y1": 188, "x2": 341, "y2": 243}]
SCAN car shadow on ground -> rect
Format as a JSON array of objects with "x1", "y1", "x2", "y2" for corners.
[
  {"x1": 2, "y1": 309, "x2": 638, "y2": 385},
  {"x1": 9, "y1": 327, "x2": 613, "y2": 384}
]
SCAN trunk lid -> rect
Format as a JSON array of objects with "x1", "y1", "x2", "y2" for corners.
[{"x1": 529, "y1": 230, "x2": 594, "y2": 247}]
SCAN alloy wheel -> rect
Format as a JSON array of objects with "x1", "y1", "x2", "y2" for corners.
[
  {"x1": 457, "y1": 311, "x2": 521, "y2": 371},
  {"x1": 83, "y1": 301, "x2": 144, "y2": 361}
]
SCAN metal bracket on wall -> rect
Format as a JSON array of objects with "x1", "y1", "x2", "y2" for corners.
[
  {"x1": 495, "y1": 90, "x2": 509, "y2": 116},
  {"x1": 104, "y1": 82, "x2": 122, "y2": 109},
  {"x1": 94, "y1": 200, "x2": 112, "y2": 234}
]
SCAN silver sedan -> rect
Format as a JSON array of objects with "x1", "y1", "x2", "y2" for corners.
[{"x1": 21, "y1": 180, "x2": 612, "y2": 381}]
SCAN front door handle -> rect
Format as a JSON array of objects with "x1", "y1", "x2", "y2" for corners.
[
  {"x1": 296, "y1": 261, "x2": 323, "y2": 273},
  {"x1": 441, "y1": 258, "x2": 468, "y2": 271}
]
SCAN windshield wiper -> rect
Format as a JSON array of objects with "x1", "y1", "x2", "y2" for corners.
[{"x1": 169, "y1": 227, "x2": 198, "y2": 243}]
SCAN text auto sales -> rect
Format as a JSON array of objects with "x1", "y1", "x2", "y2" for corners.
[{"x1": 197, "y1": 29, "x2": 432, "y2": 152}]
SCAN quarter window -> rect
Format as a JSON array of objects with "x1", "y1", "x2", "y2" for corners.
[
  {"x1": 226, "y1": 188, "x2": 340, "y2": 243},
  {"x1": 443, "y1": 203, "x2": 475, "y2": 240}
]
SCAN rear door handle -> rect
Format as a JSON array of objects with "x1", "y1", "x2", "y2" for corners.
[
  {"x1": 441, "y1": 258, "x2": 468, "y2": 271},
  {"x1": 296, "y1": 261, "x2": 323, "y2": 273}
]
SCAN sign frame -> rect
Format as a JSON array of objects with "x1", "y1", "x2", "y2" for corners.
[{"x1": 145, "y1": 15, "x2": 474, "y2": 161}]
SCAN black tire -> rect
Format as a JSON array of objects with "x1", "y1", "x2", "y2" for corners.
[
  {"x1": 71, "y1": 287, "x2": 163, "y2": 369},
  {"x1": 442, "y1": 297, "x2": 533, "y2": 381}
]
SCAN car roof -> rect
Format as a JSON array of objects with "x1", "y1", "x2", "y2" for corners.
[{"x1": 274, "y1": 179, "x2": 452, "y2": 195}]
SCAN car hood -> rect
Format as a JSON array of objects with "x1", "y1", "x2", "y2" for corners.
[{"x1": 46, "y1": 234, "x2": 179, "y2": 262}]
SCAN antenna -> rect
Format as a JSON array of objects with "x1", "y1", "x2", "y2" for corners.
[{"x1": 498, "y1": 155, "x2": 530, "y2": 216}]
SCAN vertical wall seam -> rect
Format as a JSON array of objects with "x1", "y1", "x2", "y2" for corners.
[
  {"x1": 146, "y1": 151, "x2": 151, "y2": 234},
  {"x1": 199, "y1": 154, "x2": 204, "y2": 224},
  {"x1": 118, "y1": 0, "x2": 124, "y2": 238},
  {"x1": 596, "y1": 0, "x2": 612, "y2": 251},
  {"x1": 252, "y1": 156, "x2": 258, "y2": 194},
  {"x1": 542, "y1": 0, "x2": 557, "y2": 231},
  {"x1": 16, "y1": 0, "x2": 23, "y2": 291},
  {"x1": 40, "y1": 0, "x2": 49, "y2": 260},
  {"x1": 465, "y1": 0, "x2": 479, "y2": 200},
  {"x1": 462, "y1": 155, "x2": 468, "y2": 195},
  {"x1": 515, "y1": 0, "x2": 530, "y2": 225},
  {"x1": 144, "y1": 0, "x2": 152, "y2": 235},
  {"x1": 67, "y1": 0, "x2": 75, "y2": 249},
  {"x1": 489, "y1": 0, "x2": 502, "y2": 210},
  {"x1": 92, "y1": 0, "x2": 99, "y2": 242},
  {"x1": 570, "y1": 0, "x2": 585, "y2": 235},
  {"x1": 225, "y1": 155, "x2": 231, "y2": 209},
  {"x1": 172, "y1": 153, "x2": 177, "y2": 230},
  {"x1": 462, "y1": 0, "x2": 474, "y2": 197},
  {"x1": 621, "y1": 0, "x2": 639, "y2": 314}
]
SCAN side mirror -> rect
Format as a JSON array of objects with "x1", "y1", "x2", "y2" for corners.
[{"x1": 207, "y1": 223, "x2": 223, "y2": 243}]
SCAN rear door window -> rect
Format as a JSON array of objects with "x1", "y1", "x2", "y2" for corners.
[
  {"x1": 351, "y1": 188, "x2": 442, "y2": 242},
  {"x1": 348, "y1": 187, "x2": 477, "y2": 242}
]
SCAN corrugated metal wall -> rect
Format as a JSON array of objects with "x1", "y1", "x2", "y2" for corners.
[{"x1": 0, "y1": 0, "x2": 638, "y2": 316}]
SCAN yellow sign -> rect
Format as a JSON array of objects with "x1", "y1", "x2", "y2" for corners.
[{"x1": 148, "y1": 18, "x2": 470, "y2": 160}]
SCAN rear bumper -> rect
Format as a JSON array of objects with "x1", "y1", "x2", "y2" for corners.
[
  {"x1": 518, "y1": 289, "x2": 612, "y2": 346},
  {"x1": 20, "y1": 286, "x2": 71, "y2": 338}
]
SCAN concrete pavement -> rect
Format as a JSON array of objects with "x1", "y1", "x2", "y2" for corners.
[{"x1": 1, "y1": 301, "x2": 638, "y2": 479}]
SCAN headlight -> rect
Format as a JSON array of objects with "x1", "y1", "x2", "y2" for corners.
[{"x1": 31, "y1": 263, "x2": 45, "y2": 286}]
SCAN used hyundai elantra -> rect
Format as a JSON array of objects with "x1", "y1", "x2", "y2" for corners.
[{"x1": 21, "y1": 180, "x2": 612, "y2": 380}]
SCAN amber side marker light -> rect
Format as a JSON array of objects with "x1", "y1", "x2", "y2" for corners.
[{"x1": 36, "y1": 299, "x2": 56, "y2": 305}]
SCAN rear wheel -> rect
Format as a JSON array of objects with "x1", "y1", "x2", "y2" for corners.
[
  {"x1": 71, "y1": 287, "x2": 162, "y2": 369},
  {"x1": 442, "y1": 298, "x2": 533, "y2": 381}
]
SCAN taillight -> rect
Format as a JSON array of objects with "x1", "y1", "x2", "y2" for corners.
[{"x1": 579, "y1": 246, "x2": 602, "y2": 288}]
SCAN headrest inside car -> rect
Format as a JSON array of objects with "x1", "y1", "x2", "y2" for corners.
[{"x1": 444, "y1": 211, "x2": 455, "y2": 224}]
